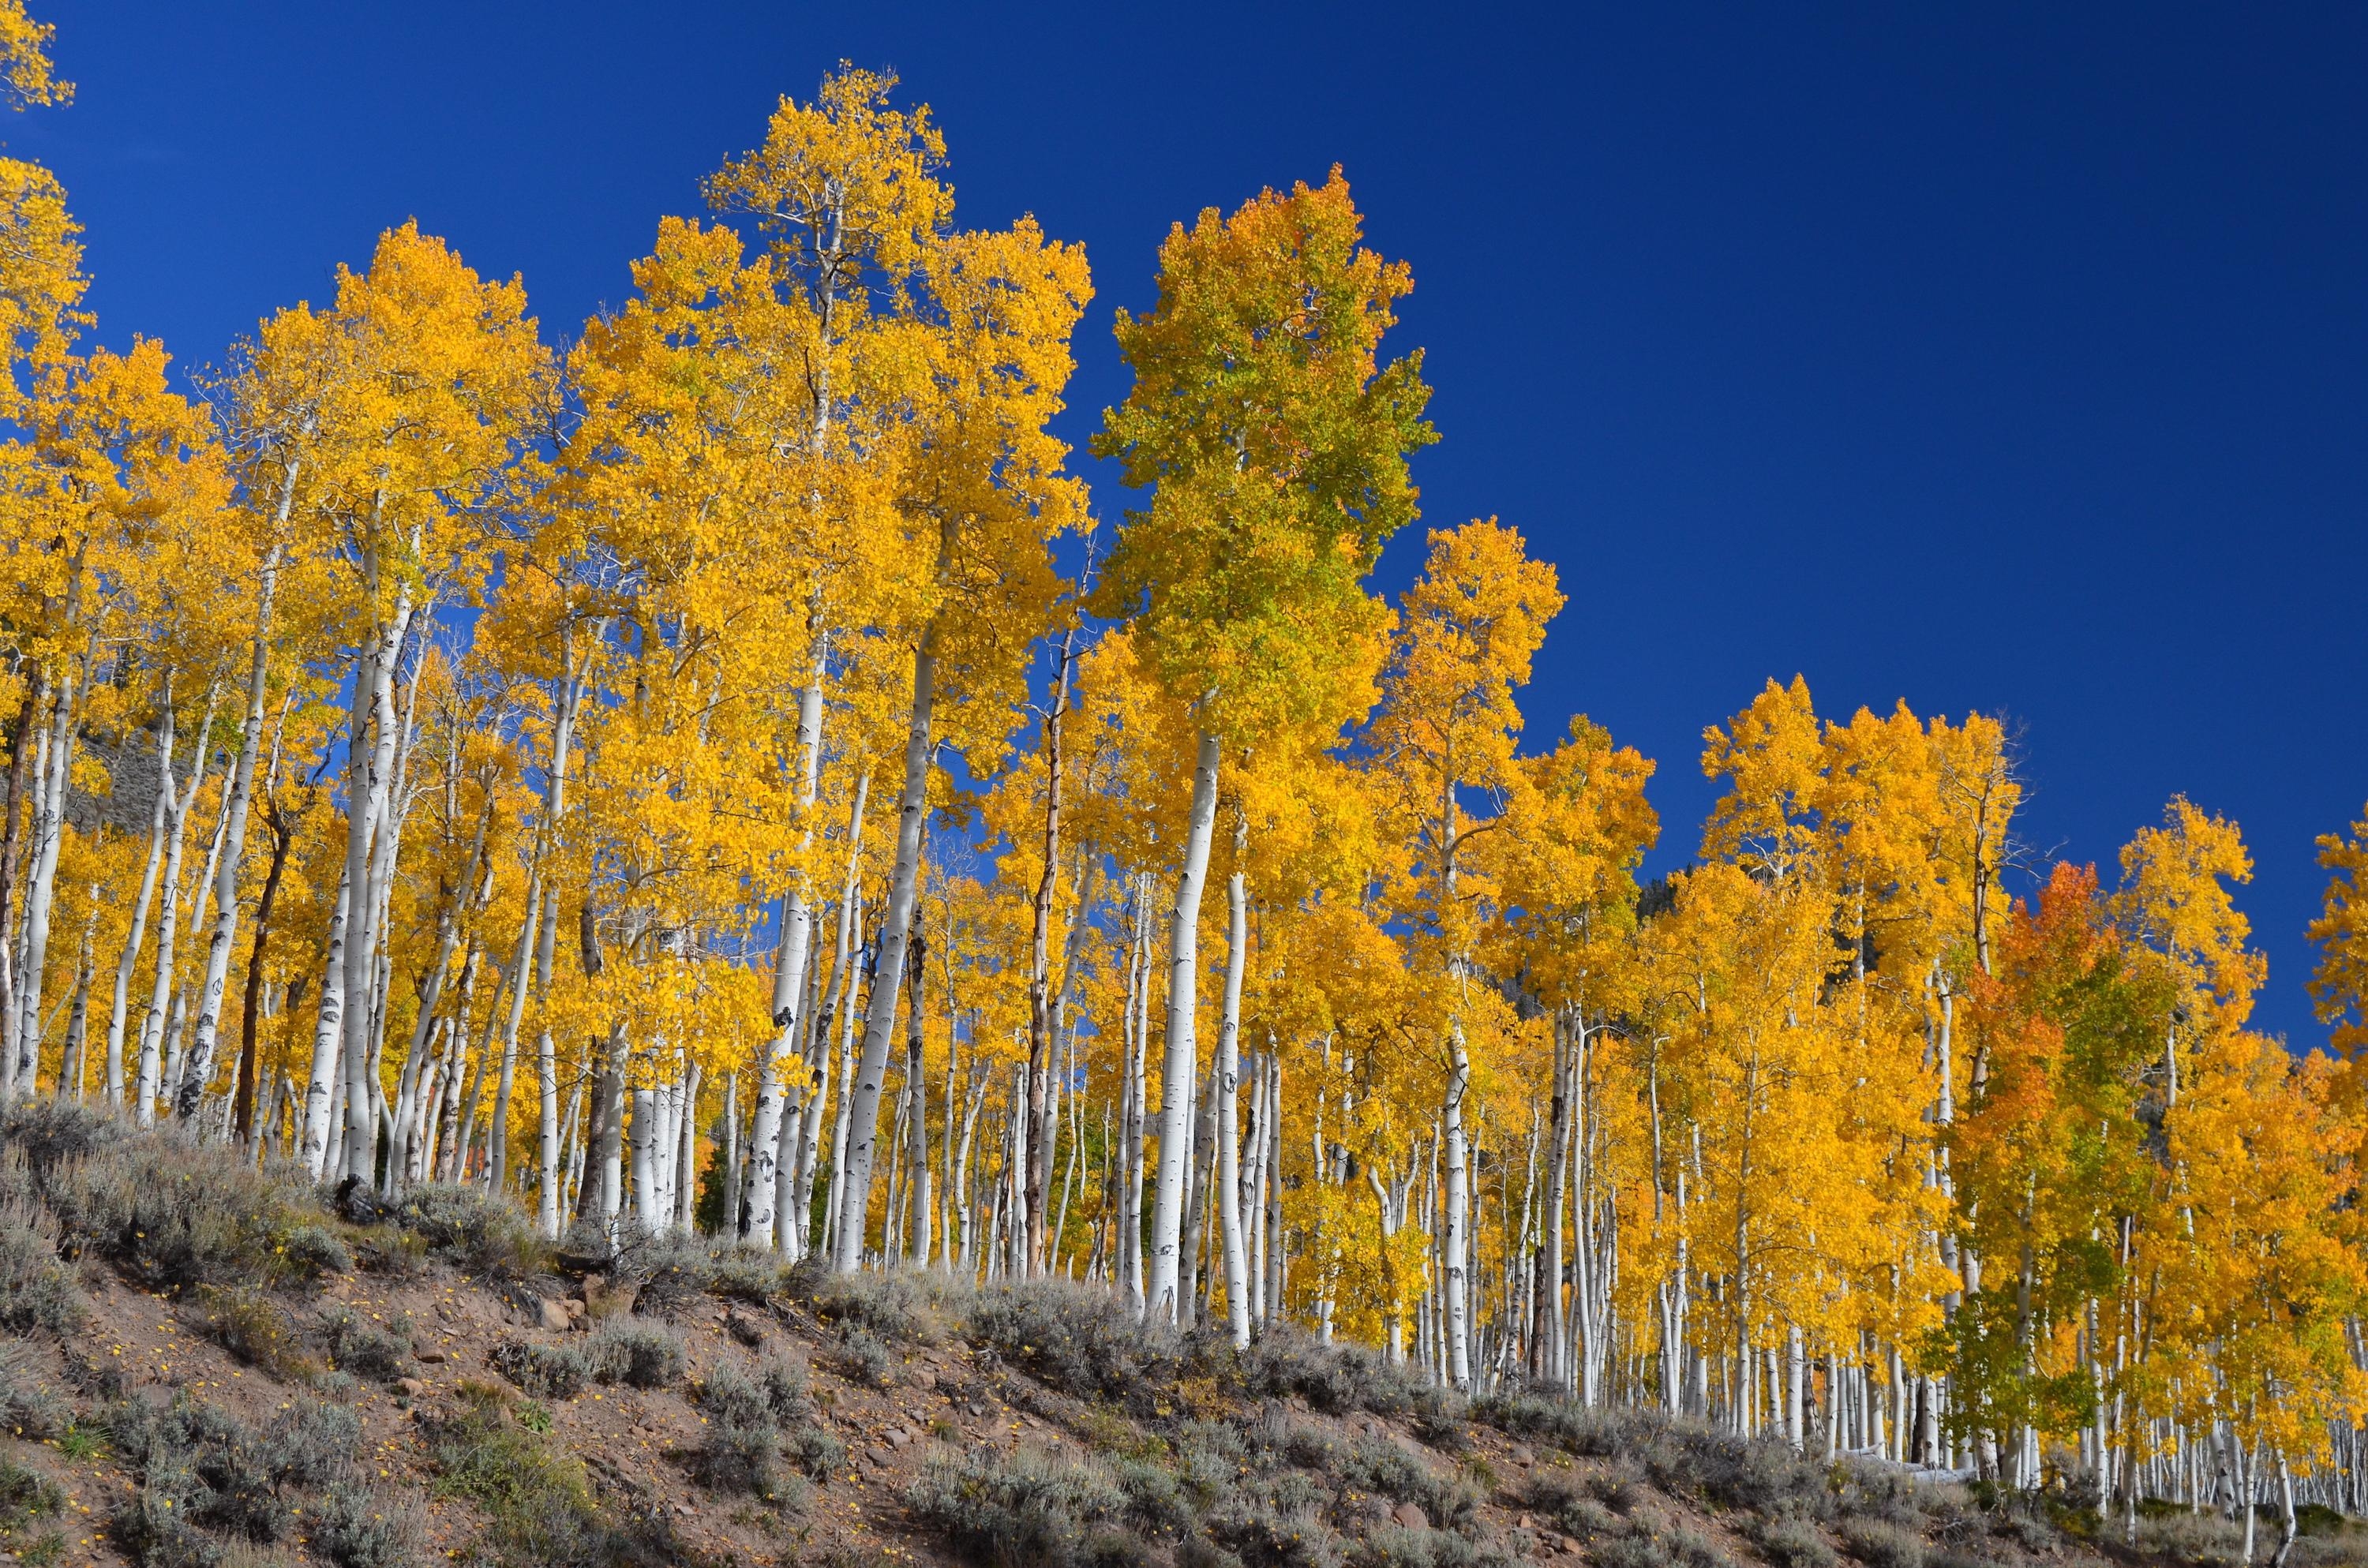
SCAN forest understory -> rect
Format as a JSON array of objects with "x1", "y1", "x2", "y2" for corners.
[{"x1": 0, "y1": 1101, "x2": 2342, "y2": 1568}]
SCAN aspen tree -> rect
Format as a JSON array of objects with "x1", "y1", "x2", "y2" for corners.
[{"x1": 1092, "y1": 170, "x2": 1431, "y2": 1323}]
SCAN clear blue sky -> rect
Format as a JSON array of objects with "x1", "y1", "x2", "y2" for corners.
[{"x1": 29, "y1": 2, "x2": 2368, "y2": 1047}]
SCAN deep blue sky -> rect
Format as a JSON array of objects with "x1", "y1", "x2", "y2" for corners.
[{"x1": 29, "y1": 2, "x2": 2368, "y2": 1047}]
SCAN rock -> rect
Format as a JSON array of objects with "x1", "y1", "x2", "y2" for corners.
[
  {"x1": 538, "y1": 1297, "x2": 571, "y2": 1333},
  {"x1": 1510, "y1": 1444, "x2": 1534, "y2": 1465},
  {"x1": 867, "y1": 1445, "x2": 894, "y2": 1468},
  {"x1": 583, "y1": 1277, "x2": 639, "y2": 1319},
  {"x1": 418, "y1": 1349, "x2": 448, "y2": 1364},
  {"x1": 1392, "y1": 1502, "x2": 1429, "y2": 1532},
  {"x1": 885, "y1": 1427, "x2": 912, "y2": 1449},
  {"x1": 396, "y1": 1377, "x2": 428, "y2": 1399},
  {"x1": 1287, "y1": 1394, "x2": 1311, "y2": 1413}
]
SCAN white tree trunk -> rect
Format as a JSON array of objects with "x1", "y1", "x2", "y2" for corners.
[
  {"x1": 338, "y1": 589, "x2": 414, "y2": 1180},
  {"x1": 831, "y1": 632, "x2": 938, "y2": 1271},
  {"x1": 1216, "y1": 828, "x2": 1251, "y2": 1348},
  {"x1": 136, "y1": 695, "x2": 219, "y2": 1126},
  {"x1": 179, "y1": 535, "x2": 284, "y2": 1120},
  {"x1": 300, "y1": 868, "x2": 352, "y2": 1174},
  {"x1": 743, "y1": 644, "x2": 829, "y2": 1246},
  {"x1": 12, "y1": 656, "x2": 79, "y2": 1094},
  {"x1": 531, "y1": 639, "x2": 589, "y2": 1234},
  {"x1": 106, "y1": 697, "x2": 176, "y2": 1106},
  {"x1": 1144, "y1": 728, "x2": 1220, "y2": 1323},
  {"x1": 790, "y1": 771, "x2": 869, "y2": 1259},
  {"x1": 1443, "y1": 1021, "x2": 1473, "y2": 1390}
]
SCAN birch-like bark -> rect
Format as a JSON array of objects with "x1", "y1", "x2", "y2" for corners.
[
  {"x1": 490, "y1": 878, "x2": 538, "y2": 1191},
  {"x1": 789, "y1": 771, "x2": 869, "y2": 1258},
  {"x1": 300, "y1": 869, "x2": 352, "y2": 1174},
  {"x1": 1121, "y1": 874, "x2": 1151, "y2": 1308},
  {"x1": 903, "y1": 922, "x2": 932, "y2": 1267},
  {"x1": 743, "y1": 633, "x2": 829, "y2": 1247},
  {"x1": 1443, "y1": 1019, "x2": 1474, "y2": 1390},
  {"x1": 823, "y1": 906, "x2": 867, "y2": 1259},
  {"x1": 531, "y1": 638, "x2": 590, "y2": 1234},
  {"x1": 107, "y1": 695, "x2": 178, "y2": 1106},
  {"x1": 831, "y1": 627, "x2": 939, "y2": 1272},
  {"x1": 1215, "y1": 814, "x2": 1251, "y2": 1348},
  {"x1": 384, "y1": 811, "x2": 486, "y2": 1187},
  {"x1": 13, "y1": 639, "x2": 82, "y2": 1093},
  {"x1": 165, "y1": 763, "x2": 237, "y2": 1103},
  {"x1": 338, "y1": 584, "x2": 415, "y2": 1179},
  {"x1": 136, "y1": 691, "x2": 219, "y2": 1125},
  {"x1": 233, "y1": 796, "x2": 294, "y2": 1140},
  {"x1": 1022, "y1": 630, "x2": 1074, "y2": 1274},
  {"x1": 179, "y1": 530, "x2": 286, "y2": 1119},
  {"x1": 1145, "y1": 728, "x2": 1220, "y2": 1323},
  {"x1": 0, "y1": 671, "x2": 45, "y2": 1064}
]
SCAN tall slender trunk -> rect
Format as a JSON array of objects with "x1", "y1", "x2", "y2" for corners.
[
  {"x1": 1443, "y1": 1020, "x2": 1473, "y2": 1390},
  {"x1": 107, "y1": 693, "x2": 178, "y2": 1106},
  {"x1": 1216, "y1": 814, "x2": 1251, "y2": 1348},
  {"x1": 301, "y1": 869, "x2": 352, "y2": 1174},
  {"x1": 790, "y1": 772, "x2": 868, "y2": 1257},
  {"x1": 0, "y1": 669, "x2": 47, "y2": 1060},
  {"x1": 1544, "y1": 1017, "x2": 1572, "y2": 1386},
  {"x1": 832, "y1": 627, "x2": 939, "y2": 1272},
  {"x1": 904, "y1": 923, "x2": 932, "y2": 1267},
  {"x1": 232, "y1": 799, "x2": 294, "y2": 1140},
  {"x1": 179, "y1": 533, "x2": 285, "y2": 1118},
  {"x1": 1023, "y1": 629, "x2": 1074, "y2": 1274},
  {"x1": 60, "y1": 916, "x2": 92, "y2": 1099},
  {"x1": 1145, "y1": 728, "x2": 1220, "y2": 1323},
  {"x1": 384, "y1": 811, "x2": 486, "y2": 1188},
  {"x1": 339, "y1": 585, "x2": 416, "y2": 1178},
  {"x1": 137, "y1": 690, "x2": 219, "y2": 1125},
  {"x1": 493, "y1": 879, "x2": 539, "y2": 1192},
  {"x1": 823, "y1": 909, "x2": 868, "y2": 1259},
  {"x1": 532, "y1": 632, "x2": 591, "y2": 1235},
  {"x1": 13, "y1": 627, "x2": 84, "y2": 1092},
  {"x1": 167, "y1": 760, "x2": 237, "y2": 1106},
  {"x1": 744, "y1": 631, "x2": 829, "y2": 1246}
]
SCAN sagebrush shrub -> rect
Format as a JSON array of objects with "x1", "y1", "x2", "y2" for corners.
[
  {"x1": 1230, "y1": 1321, "x2": 1441, "y2": 1419},
  {"x1": 111, "y1": 1395, "x2": 293, "y2": 1563},
  {"x1": 43, "y1": 1132, "x2": 313, "y2": 1292},
  {"x1": 0, "y1": 1343, "x2": 68, "y2": 1439},
  {"x1": 785, "y1": 1421, "x2": 843, "y2": 1482},
  {"x1": 193, "y1": 1287, "x2": 313, "y2": 1380},
  {"x1": 803, "y1": 1262, "x2": 968, "y2": 1345},
  {"x1": 313, "y1": 1484, "x2": 424, "y2": 1568},
  {"x1": 0, "y1": 1195, "x2": 81, "y2": 1334},
  {"x1": 318, "y1": 1307, "x2": 411, "y2": 1383},
  {"x1": 586, "y1": 1317, "x2": 684, "y2": 1388},
  {"x1": 487, "y1": 1336, "x2": 590, "y2": 1400},
  {"x1": 908, "y1": 1445, "x2": 1132, "y2": 1566},
  {"x1": 1838, "y1": 1517, "x2": 1926, "y2": 1568},
  {"x1": 691, "y1": 1360, "x2": 785, "y2": 1498},
  {"x1": 267, "y1": 1398, "x2": 360, "y2": 1491},
  {"x1": 831, "y1": 1323, "x2": 896, "y2": 1387},
  {"x1": 1750, "y1": 1514, "x2": 1841, "y2": 1568},
  {"x1": 967, "y1": 1278, "x2": 1182, "y2": 1402},
  {"x1": 388, "y1": 1184, "x2": 546, "y2": 1282}
]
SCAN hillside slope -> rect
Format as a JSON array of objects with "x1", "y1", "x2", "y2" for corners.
[{"x1": 0, "y1": 1103, "x2": 2345, "y2": 1568}]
